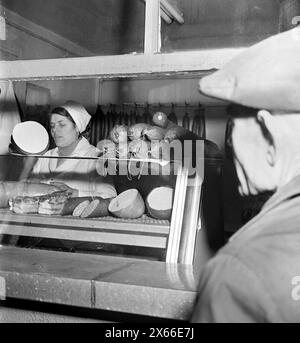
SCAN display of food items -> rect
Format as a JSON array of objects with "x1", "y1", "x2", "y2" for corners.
[
  {"x1": 80, "y1": 198, "x2": 112, "y2": 218},
  {"x1": 128, "y1": 123, "x2": 150, "y2": 141},
  {"x1": 72, "y1": 200, "x2": 91, "y2": 217},
  {"x1": 152, "y1": 112, "x2": 170, "y2": 129},
  {"x1": 128, "y1": 139, "x2": 150, "y2": 159},
  {"x1": 108, "y1": 189, "x2": 145, "y2": 219},
  {"x1": 61, "y1": 197, "x2": 93, "y2": 215},
  {"x1": 38, "y1": 191, "x2": 71, "y2": 215},
  {"x1": 142, "y1": 126, "x2": 166, "y2": 141},
  {"x1": 96, "y1": 139, "x2": 116, "y2": 158},
  {"x1": 11, "y1": 121, "x2": 49, "y2": 155},
  {"x1": 152, "y1": 111, "x2": 200, "y2": 143},
  {"x1": 9, "y1": 196, "x2": 40, "y2": 214},
  {"x1": 149, "y1": 140, "x2": 170, "y2": 160},
  {"x1": 8, "y1": 190, "x2": 71, "y2": 215},
  {"x1": 2, "y1": 180, "x2": 175, "y2": 222},
  {"x1": 0, "y1": 181, "x2": 62, "y2": 209},
  {"x1": 107, "y1": 111, "x2": 201, "y2": 163},
  {"x1": 146, "y1": 187, "x2": 174, "y2": 220},
  {"x1": 116, "y1": 142, "x2": 130, "y2": 159},
  {"x1": 109, "y1": 125, "x2": 128, "y2": 144}
]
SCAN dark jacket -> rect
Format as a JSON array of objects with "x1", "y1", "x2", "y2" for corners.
[{"x1": 192, "y1": 175, "x2": 300, "y2": 322}]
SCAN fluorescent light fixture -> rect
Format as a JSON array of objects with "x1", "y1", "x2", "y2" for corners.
[
  {"x1": 142, "y1": 0, "x2": 184, "y2": 25},
  {"x1": 160, "y1": 0, "x2": 184, "y2": 24},
  {"x1": 0, "y1": 15, "x2": 6, "y2": 40},
  {"x1": 160, "y1": 8, "x2": 173, "y2": 24}
]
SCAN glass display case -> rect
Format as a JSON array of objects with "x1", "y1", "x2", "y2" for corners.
[
  {"x1": 0, "y1": 116, "x2": 222, "y2": 265},
  {"x1": 0, "y1": 77, "x2": 223, "y2": 321},
  {"x1": 0, "y1": 0, "x2": 233, "y2": 322}
]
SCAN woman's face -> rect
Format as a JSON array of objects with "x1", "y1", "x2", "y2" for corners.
[{"x1": 50, "y1": 113, "x2": 79, "y2": 148}]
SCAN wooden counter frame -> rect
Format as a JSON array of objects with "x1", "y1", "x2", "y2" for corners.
[{"x1": 0, "y1": 48, "x2": 244, "y2": 82}]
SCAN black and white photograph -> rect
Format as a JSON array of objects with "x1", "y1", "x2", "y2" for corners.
[{"x1": 0, "y1": 0, "x2": 299, "y2": 327}]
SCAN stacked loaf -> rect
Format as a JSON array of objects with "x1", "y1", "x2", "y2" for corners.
[
  {"x1": 0, "y1": 181, "x2": 71, "y2": 215},
  {"x1": 8, "y1": 191, "x2": 71, "y2": 215}
]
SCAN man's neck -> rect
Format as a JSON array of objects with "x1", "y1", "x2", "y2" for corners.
[{"x1": 277, "y1": 154, "x2": 300, "y2": 190}]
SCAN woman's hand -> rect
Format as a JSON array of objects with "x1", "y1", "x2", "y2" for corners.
[
  {"x1": 70, "y1": 188, "x2": 79, "y2": 198},
  {"x1": 49, "y1": 181, "x2": 79, "y2": 197}
]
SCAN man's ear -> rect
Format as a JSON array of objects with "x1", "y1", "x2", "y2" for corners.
[{"x1": 256, "y1": 110, "x2": 276, "y2": 166}]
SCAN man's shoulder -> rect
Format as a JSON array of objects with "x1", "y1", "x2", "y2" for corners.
[
  {"x1": 220, "y1": 215, "x2": 300, "y2": 273},
  {"x1": 205, "y1": 214, "x2": 300, "y2": 318}
]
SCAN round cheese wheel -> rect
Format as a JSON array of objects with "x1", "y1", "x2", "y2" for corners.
[
  {"x1": 108, "y1": 189, "x2": 145, "y2": 219},
  {"x1": 12, "y1": 121, "x2": 49, "y2": 155},
  {"x1": 146, "y1": 186, "x2": 174, "y2": 220}
]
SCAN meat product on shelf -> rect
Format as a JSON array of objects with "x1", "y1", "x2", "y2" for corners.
[
  {"x1": 128, "y1": 123, "x2": 150, "y2": 141},
  {"x1": 146, "y1": 186, "x2": 174, "y2": 220},
  {"x1": 0, "y1": 181, "x2": 62, "y2": 208},
  {"x1": 80, "y1": 198, "x2": 112, "y2": 218},
  {"x1": 128, "y1": 139, "x2": 150, "y2": 159},
  {"x1": 96, "y1": 139, "x2": 116, "y2": 158},
  {"x1": 38, "y1": 191, "x2": 71, "y2": 215},
  {"x1": 9, "y1": 196, "x2": 40, "y2": 214},
  {"x1": 142, "y1": 126, "x2": 166, "y2": 141},
  {"x1": 72, "y1": 200, "x2": 91, "y2": 217},
  {"x1": 108, "y1": 189, "x2": 145, "y2": 219},
  {"x1": 149, "y1": 140, "x2": 170, "y2": 160},
  {"x1": 109, "y1": 125, "x2": 128, "y2": 144},
  {"x1": 61, "y1": 197, "x2": 93, "y2": 216},
  {"x1": 182, "y1": 112, "x2": 190, "y2": 131}
]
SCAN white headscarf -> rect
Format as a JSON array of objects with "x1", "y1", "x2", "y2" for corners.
[{"x1": 61, "y1": 101, "x2": 91, "y2": 133}]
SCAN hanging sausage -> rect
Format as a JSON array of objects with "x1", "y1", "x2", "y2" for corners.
[
  {"x1": 182, "y1": 109, "x2": 190, "y2": 131},
  {"x1": 168, "y1": 104, "x2": 178, "y2": 125}
]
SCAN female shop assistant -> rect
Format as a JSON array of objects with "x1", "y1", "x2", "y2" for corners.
[{"x1": 32, "y1": 100, "x2": 117, "y2": 199}]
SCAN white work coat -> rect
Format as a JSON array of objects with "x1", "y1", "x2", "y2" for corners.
[{"x1": 32, "y1": 137, "x2": 117, "y2": 198}]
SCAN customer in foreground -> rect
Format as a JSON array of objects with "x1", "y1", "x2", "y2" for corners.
[{"x1": 192, "y1": 26, "x2": 300, "y2": 322}]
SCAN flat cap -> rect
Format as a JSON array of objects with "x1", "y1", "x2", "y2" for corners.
[{"x1": 199, "y1": 27, "x2": 300, "y2": 112}]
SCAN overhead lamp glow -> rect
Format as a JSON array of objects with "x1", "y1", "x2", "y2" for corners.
[
  {"x1": 0, "y1": 15, "x2": 6, "y2": 40},
  {"x1": 160, "y1": 9, "x2": 173, "y2": 24},
  {"x1": 160, "y1": 0, "x2": 184, "y2": 24},
  {"x1": 142, "y1": 0, "x2": 184, "y2": 25}
]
